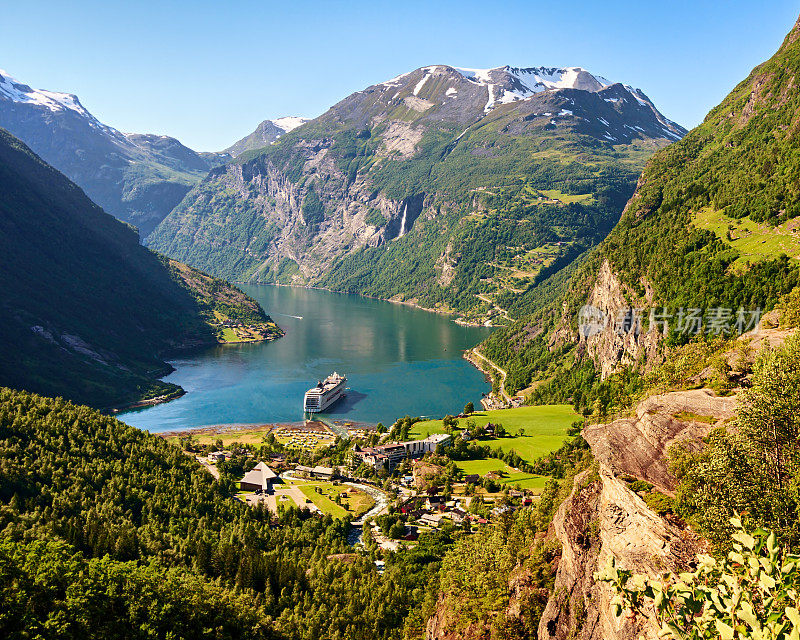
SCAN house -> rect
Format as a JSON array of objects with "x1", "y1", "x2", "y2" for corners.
[
  {"x1": 295, "y1": 465, "x2": 314, "y2": 478},
  {"x1": 239, "y1": 461, "x2": 278, "y2": 492},
  {"x1": 463, "y1": 474, "x2": 480, "y2": 484},
  {"x1": 419, "y1": 513, "x2": 442, "y2": 527},
  {"x1": 426, "y1": 495, "x2": 443, "y2": 510},
  {"x1": 447, "y1": 510, "x2": 465, "y2": 524}
]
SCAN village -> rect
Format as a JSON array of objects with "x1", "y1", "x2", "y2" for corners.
[{"x1": 173, "y1": 403, "x2": 578, "y2": 553}]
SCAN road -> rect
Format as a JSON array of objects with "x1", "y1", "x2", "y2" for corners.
[
  {"x1": 198, "y1": 459, "x2": 220, "y2": 480},
  {"x1": 470, "y1": 348, "x2": 513, "y2": 404},
  {"x1": 475, "y1": 293, "x2": 511, "y2": 324}
]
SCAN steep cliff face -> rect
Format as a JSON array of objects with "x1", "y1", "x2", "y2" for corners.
[
  {"x1": 152, "y1": 149, "x2": 427, "y2": 283},
  {"x1": 579, "y1": 259, "x2": 660, "y2": 378},
  {"x1": 538, "y1": 389, "x2": 727, "y2": 639}
]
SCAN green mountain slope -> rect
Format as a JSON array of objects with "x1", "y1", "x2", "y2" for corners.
[
  {"x1": 148, "y1": 65, "x2": 684, "y2": 324},
  {"x1": 481, "y1": 16, "x2": 800, "y2": 405},
  {"x1": 0, "y1": 128, "x2": 280, "y2": 409}
]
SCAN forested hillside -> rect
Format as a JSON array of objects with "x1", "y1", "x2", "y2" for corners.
[
  {"x1": 149, "y1": 65, "x2": 684, "y2": 324},
  {"x1": 0, "y1": 388, "x2": 453, "y2": 639},
  {"x1": 482, "y1": 16, "x2": 800, "y2": 403},
  {"x1": 0, "y1": 128, "x2": 280, "y2": 409}
]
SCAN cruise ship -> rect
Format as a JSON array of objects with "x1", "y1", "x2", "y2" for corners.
[{"x1": 304, "y1": 372, "x2": 347, "y2": 413}]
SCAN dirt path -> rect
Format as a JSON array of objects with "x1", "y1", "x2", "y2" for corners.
[{"x1": 271, "y1": 484, "x2": 312, "y2": 512}]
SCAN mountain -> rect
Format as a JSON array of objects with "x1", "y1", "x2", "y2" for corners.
[
  {"x1": 0, "y1": 127, "x2": 281, "y2": 409},
  {"x1": 225, "y1": 115, "x2": 310, "y2": 156},
  {"x1": 148, "y1": 64, "x2": 685, "y2": 323},
  {"x1": 480, "y1": 17, "x2": 800, "y2": 406},
  {"x1": 0, "y1": 69, "x2": 228, "y2": 237}
]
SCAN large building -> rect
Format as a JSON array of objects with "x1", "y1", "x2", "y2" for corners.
[
  {"x1": 239, "y1": 461, "x2": 278, "y2": 492},
  {"x1": 295, "y1": 465, "x2": 336, "y2": 480},
  {"x1": 353, "y1": 433, "x2": 452, "y2": 471}
]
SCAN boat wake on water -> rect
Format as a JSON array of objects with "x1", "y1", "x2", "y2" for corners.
[{"x1": 275, "y1": 313, "x2": 304, "y2": 319}]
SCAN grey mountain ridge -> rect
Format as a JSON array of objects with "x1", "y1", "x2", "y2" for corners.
[{"x1": 0, "y1": 69, "x2": 229, "y2": 237}]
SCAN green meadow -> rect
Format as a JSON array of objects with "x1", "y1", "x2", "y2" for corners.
[{"x1": 410, "y1": 404, "x2": 578, "y2": 463}]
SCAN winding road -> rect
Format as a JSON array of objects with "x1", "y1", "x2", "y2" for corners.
[{"x1": 470, "y1": 348, "x2": 513, "y2": 404}]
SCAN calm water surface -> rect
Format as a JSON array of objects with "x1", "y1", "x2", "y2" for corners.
[{"x1": 120, "y1": 285, "x2": 492, "y2": 432}]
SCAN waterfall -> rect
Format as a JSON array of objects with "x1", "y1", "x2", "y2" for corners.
[{"x1": 398, "y1": 203, "x2": 408, "y2": 238}]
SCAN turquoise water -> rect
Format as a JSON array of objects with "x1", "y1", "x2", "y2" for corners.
[{"x1": 119, "y1": 285, "x2": 492, "y2": 432}]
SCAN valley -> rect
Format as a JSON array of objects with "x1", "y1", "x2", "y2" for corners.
[
  {"x1": 3, "y1": 6, "x2": 800, "y2": 640},
  {"x1": 148, "y1": 65, "x2": 684, "y2": 326}
]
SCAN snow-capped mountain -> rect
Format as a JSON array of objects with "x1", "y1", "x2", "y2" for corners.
[
  {"x1": 377, "y1": 64, "x2": 682, "y2": 138},
  {"x1": 0, "y1": 69, "x2": 224, "y2": 237},
  {"x1": 0, "y1": 69, "x2": 111, "y2": 125},
  {"x1": 150, "y1": 61, "x2": 687, "y2": 299},
  {"x1": 384, "y1": 65, "x2": 612, "y2": 110},
  {"x1": 224, "y1": 116, "x2": 310, "y2": 156}
]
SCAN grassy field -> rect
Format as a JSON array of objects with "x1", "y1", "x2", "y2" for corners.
[
  {"x1": 298, "y1": 482, "x2": 375, "y2": 518},
  {"x1": 537, "y1": 188, "x2": 594, "y2": 205},
  {"x1": 455, "y1": 458, "x2": 549, "y2": 492},
  {"x1": 693, "y1": 206, "x2": 800, "y2": 267},
  {"x1": 166, "y1": 424, "x2": 273, "y2": 447},
  {"x1": 410, "y1": 405, "x2": 577, "y2": 462}
]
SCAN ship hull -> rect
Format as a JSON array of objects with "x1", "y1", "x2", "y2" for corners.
[{"x1": 304, "y1": 376, "x2": 347, "y2": 413}]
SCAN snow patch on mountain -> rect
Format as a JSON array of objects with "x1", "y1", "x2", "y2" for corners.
[
  {"x1": 0, "y1": 68, "x2": 123, "y2": 138},
  {"x1": 1, "y1": 69, "x2": 90, "y2": 116},
  {"x1": 271, "y1": 116, "x2": 308, "y2": 133},
  {"x1": 413, "y1": 74, "x2": 430, "y2": 96}
]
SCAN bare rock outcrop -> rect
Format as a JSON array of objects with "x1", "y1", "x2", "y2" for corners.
[
  {"x1": 584, "y1": 389, "x2": 736, "y2": 493},
  {"x1": 581, "y1": 260, "x2": 661, "y2": 379},
  {"x1": 537, "y1": 388, "x2": 735, "y2": 639},
  {"x1": 538, "y1": 465, "x2": 703, "y2": 640}
]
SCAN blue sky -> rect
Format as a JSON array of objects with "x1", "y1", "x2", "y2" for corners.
[{"x1": 2, "y1": 0, "x2": 799, "y2": 150}]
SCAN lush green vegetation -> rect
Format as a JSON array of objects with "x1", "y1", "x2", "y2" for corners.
[
  {"x1": 434, "y1": 447, "x2": 595, "y2": 636},
  {"x1": 0, "y1": 537, "x2": 272, "y2": 639},
  {"x1": 297, "y1": 482, "x2": 375, "y2": 518},
  {"x1": 411, "y1": 405, "x2": 577, "y2": 460},
  {"x1": 670, "y1": 336, "x2": 800, "y2": 550},
  {"x1": 479, "y1": 20, "x2": 800, "y2": 399},
  {"x1": 0, "y1": 129, "x2": 280, "y2": 409},
  {"x1": 599, "y1": 520, "x2": 800, "y2": 640},
  {"x1": 454, "y1": 459, "x2": 548, "y2": 491},
  {"x1": 0, "y1": 388, "x2": 453, "y2": 639}
]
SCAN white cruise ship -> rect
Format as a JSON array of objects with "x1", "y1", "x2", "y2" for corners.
[{"x1": 304, "y1": 372, "x2": 347, "y2": 413}]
